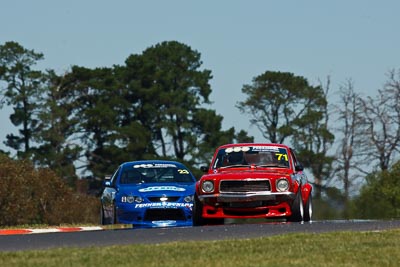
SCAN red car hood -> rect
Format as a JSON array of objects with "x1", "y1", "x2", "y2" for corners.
[{"x1": 202, "y1": 168, "x2": 293, "y2": 180}]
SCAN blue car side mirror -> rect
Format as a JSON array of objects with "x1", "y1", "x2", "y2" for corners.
[{"x1": 103, "y1": 175, "x2": 112, "y2": 187}]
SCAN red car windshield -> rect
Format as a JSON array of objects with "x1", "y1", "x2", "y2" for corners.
[{"x1": 212, "y1": 145, "x2": 290, "y2": 169}]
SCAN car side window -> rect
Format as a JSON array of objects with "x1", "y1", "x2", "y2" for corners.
[
  {"x1": 213, "y1": 149, "x2": 226, "y2": 168},
  {"x1": 289, "y1": 148, "x2": 301, "y2": 171},
  {"x1": 110, "y1": 167, "x2": 121, "y2": 187}
]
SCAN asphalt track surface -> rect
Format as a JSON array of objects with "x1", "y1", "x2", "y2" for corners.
[{"x1": 1, "y1": 220, "x2": 400, "y2": 252}]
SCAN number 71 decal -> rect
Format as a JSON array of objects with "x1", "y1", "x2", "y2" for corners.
[{"x1": 276, "y1": 153, "x2": 288, "y2": 161}]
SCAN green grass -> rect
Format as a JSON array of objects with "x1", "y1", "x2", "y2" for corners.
[{"x1": 1, "y1": 229, "x2": 400, "y2": 267}]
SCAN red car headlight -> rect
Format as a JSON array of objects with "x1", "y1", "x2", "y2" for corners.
[
  {"x1": 276, "y1": 178, "x2": 289, "y2": 192},
  {"x1": 201, "y1": 180, "x2": 214, "y2": 193}
]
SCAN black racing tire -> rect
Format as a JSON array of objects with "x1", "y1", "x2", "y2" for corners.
[
  {"x1": 112, "y1": 204, "x2": 118, "y2": 224},
  {"x1": 101, "y1": 204, "x2": 115, "y2": 225},
  {"x1": 193, "y1": 195, "x2": 225, "y2": 226},
  {"x1": 303, "y1": 194, "x2": 313, "y2": 222},
  {"x1": 100, "y1": 205, "x2": 107, "y2": 225},
  {"x1": 288, "y1": 191, "x2": 304, "y2": 222},
  {"x1": 193, "y1": 194, "x2": 205, "y2": 226}
]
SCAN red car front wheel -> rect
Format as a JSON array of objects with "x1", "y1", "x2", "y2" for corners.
[
  {"x1": 303, "y1": 194, "x2": 312, "y2": 222},
  {"x1": 288, "y1": 191, "x2": 304, "y2": 222}
]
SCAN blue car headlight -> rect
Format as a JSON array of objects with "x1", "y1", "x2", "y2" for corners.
[
  {"x1": 126, "y1": 196, "x2": 135, "y2": 203},
  {"x1": 121, "y1": 195, "x2": 143, "y2": 203},
  {"x1": 184, "y1": 195, "x2": 194, "y2": 203}
]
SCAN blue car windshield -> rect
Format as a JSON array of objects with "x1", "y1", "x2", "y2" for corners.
[{"x1": 119, "y1": 165, "x2": 194, "y2": 185}]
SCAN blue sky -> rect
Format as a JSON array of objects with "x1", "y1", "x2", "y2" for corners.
[{"x1": 1, "y1": 1, "x2": 399, "y2": 149}]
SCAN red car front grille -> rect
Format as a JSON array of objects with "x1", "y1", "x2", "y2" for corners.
[{"x1": 219, "y1": 180, "x2": 271, "y2": 193}]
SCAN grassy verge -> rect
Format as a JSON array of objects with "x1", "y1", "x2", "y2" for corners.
[{"x1": 1, "y1": 229, "x2": 399, "y2": 267}]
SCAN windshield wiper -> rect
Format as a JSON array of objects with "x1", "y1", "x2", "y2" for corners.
[
  {"x1": 219, "y1": 164, "x2": 250, "y2": 169},
  {"x1": 256, "y1": 164, "x2": 288, "y2": 168}
]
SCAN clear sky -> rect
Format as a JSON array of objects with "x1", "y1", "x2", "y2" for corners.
[{"x1": 1, "y1": 0, "x2": 399, "y2": 150}]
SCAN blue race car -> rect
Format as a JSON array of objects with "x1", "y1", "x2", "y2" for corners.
[{"x1": 100, "y1": 160, "x2": 196, "y2": 228}]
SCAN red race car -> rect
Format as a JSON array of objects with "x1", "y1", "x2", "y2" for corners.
[{"x1": 193, "y1": 143, "x2": 312, "y2": 225}]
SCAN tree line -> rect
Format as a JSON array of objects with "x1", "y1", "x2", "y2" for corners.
[
  {"x1": 1, "y1": 40, "x2": 400, "y2": 220},
  {"x1": 0, "y1": 41, "x2": 253, "y2": 186}
]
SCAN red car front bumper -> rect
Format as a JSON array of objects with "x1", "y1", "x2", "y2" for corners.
[{"x1": 199, "y1": 192, "x2": 295, "y2": 219}]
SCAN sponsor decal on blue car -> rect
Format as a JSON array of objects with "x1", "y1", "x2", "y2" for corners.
[{"x1": 138, "y1": 186, "x2": 186, "y2": 192}]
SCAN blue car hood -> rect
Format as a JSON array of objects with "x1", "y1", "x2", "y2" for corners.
[{"x1": 119, "y1": 183, "x2": 195, "y2": 196}]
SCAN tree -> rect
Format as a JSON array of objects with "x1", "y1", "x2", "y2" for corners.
[
  {"x1": 238, "y1": 71, "x2": 334, "y2": 197},
  {"x1": 62, "y1": 66, "x2": 152, "y2": 179},
  {"x1": 238, "y1": 71, "x2": 327, "y2": 144},
  {"x1": 358, "y1": 69, "x2": 400, "y2": 171},
  {"x1": 0, "y1": 41, "x2": 253, "y2": 184},
  {"x1": 332, "y1": 79, "x2": 367, "y2": 216},
  {"x1": 0, "y1": 154, "x2": 98, "y2": 226},
  {"x1": 291, "y1": 77, "x2": 335, "y2": 199},
  {"x1": 353, "y1": 160, "x2": 400, "y2": 219},
  {"x1": 190, "y1": 108, "x2": 253, "y2": 169},
  {"x1": 123, "y1": 41, "x2": 246, "y2": 164},
  {"x1": 31, "y1": 70, "x2": 81, "y2": 185},
  {"x1": 0, "y1": 41, "x2": 45, "y2": 159}
]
